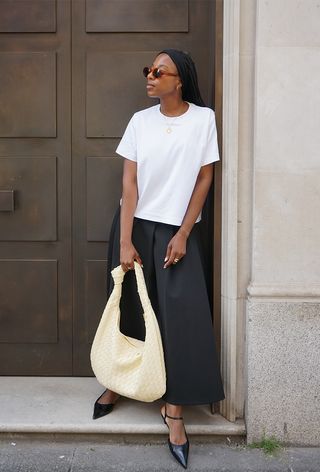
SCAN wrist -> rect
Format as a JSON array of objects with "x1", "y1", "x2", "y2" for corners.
[
  {"x1": 178, "y1": 227, "x2": 190, "y2": 239},
  {"x1": 120, "y1": 239, "x2": 132, "y2": 246}
]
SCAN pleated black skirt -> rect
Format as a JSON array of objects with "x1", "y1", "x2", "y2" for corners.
[{"x1": 106, "y1": 206, "x2": 225, "y2": 405}]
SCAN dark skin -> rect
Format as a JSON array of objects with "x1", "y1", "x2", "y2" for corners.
[{"x1": 100, "y1": 53, "x2": 214, "y2": 445}]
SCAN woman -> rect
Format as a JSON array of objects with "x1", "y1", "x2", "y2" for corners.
[{"x1": 92, "y1": 48, "x2": 225, "y2": 469}]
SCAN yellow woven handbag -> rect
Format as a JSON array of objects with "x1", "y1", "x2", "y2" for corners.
[{"x1": 90, "y1": 261, "x2": 166, "y2": 402}]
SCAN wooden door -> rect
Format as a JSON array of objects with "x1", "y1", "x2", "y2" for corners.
[
  {"x1": 0, "y1": 0, "x2": 218, "y2": 375},
  {"x1": 0, "y1": 0, "x2": 72, "y2": 374}
]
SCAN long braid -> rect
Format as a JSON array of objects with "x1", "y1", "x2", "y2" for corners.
[{"x1": 157, "y1": 48, "x2": 206, "y2": 107}]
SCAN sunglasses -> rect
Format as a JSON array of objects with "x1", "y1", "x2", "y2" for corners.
[{"x1": 143, "y1": 66, "x2": 178, "y2": 79}]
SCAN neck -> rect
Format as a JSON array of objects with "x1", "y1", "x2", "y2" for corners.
[{"x1": 159, "y1": 96, "x2": 188, "y2": 116}]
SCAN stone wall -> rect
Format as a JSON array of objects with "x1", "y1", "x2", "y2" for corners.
[{"x1": 244, "y1": 0, "x2": 320, "y2": 445}]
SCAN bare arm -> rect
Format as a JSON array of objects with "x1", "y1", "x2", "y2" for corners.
[
  {"x1": 180, "y1": 163, "x2": 214, "y2": 237},
  {"x1": 164, "y1": 163, "x2": 214, "y2": 268},
  {"x1": 120, "y1": 158, "x2": 142, "y2": 271}
]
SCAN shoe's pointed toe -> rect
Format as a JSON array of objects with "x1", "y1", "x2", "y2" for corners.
[
  {"x1": 92, "y1": 401, "x2": 114, "y2": 420},
  {"x1": 168, "y1": 438, "x2": 189, "y2": 469},
  {"x1": 92, "y1": 389, "x2": 119, "y2": 420}
]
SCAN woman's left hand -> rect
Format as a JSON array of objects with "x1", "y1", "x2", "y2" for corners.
[{"x1": 163, "y1": 231, "x2": 187, "y2": 268}]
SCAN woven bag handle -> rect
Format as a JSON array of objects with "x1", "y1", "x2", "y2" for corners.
[{"x1": 111, "y1": 261, "x2": 151, "y2": 313}]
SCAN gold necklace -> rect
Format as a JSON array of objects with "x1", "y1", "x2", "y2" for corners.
[
  {"x1": 163, "y1": 115, "x2": 178, "y2": 134},
  {"x1": 160, "y1": 103, "x2": 189, "y2": 133}
]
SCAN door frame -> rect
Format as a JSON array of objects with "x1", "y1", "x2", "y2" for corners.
[{"x1": 218, "y1": 0, "x2": 246, "y2": 422}]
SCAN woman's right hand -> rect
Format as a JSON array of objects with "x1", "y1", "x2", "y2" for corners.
[{"x1": 120, "y1": 241, "x2": 143, "y2": 272}]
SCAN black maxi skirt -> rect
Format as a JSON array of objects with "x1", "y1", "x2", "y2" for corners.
[{"x1": 106, "y1": 206, "x2": 225, "y2": 405}]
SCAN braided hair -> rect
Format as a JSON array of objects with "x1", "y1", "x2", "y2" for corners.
[{"x1": 157, "y1": 48, "x2": 206, "y2": 107}]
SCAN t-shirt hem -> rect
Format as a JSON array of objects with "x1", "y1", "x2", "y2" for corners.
[
  {"x1": 115, "y1": 149, "x2": 137, "y2": 161},
  {"x1": 201, "y1": 156, "x2": 220, "y2": 166}
]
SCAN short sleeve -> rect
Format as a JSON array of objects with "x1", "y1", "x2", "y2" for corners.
[
  {"x1": 115, "y1": 114, "x2": 137, "y2": 162},
  {"x1": 201, "y1": 110, "x2": 220, "y2": 166}
]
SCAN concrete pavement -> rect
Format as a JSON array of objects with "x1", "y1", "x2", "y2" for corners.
[{"x1": 1, "y1": 437, "x2": 320, "y2": 472}]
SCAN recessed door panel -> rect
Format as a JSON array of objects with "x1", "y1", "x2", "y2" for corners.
[
  {"x1": 0, "y1": 260, "x2": 58, "y2": 343},
  {"x1": 0, "y1": 53, "x2": 56, "y2": 137},
  {"x1": 86, "y1": 157, "x2": 122, "y2": 241},
  {"x1": 0, "y1": 157, "x2": 57, "y2": 241},
  {"x1": 86, "y1": 0, "x2": 189, "y2": 33},
  {"x1": 86, "y1": 51, "x2": 156, "y2": 137},
  {"x1": 0, "y1": 0, "x2": 56, "y2": 33}
]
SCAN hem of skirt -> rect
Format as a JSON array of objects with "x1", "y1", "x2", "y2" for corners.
[{"x1": 160, "y1": 395, "x2": 225, "y2": 406}]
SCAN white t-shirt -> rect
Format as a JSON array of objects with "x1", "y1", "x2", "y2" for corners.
[{"x1": 115, "y1": 101, "x2": 220, "y2": 226}]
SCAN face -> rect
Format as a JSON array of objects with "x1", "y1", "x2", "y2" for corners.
[{"x1": 145, "y1": 53, "x2": 182, "y2": 99}]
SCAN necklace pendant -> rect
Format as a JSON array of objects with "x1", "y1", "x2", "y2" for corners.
[{"x1": 166, "y1": 127, "x2": 172, "y2": 133}]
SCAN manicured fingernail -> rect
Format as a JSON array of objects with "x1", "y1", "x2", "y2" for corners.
[{"x1": 164, "y1": 257, "x2": 168, "y2": 262}]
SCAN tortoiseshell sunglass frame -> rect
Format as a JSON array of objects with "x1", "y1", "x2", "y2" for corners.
[{"x1": 143, "y1": 66, "x2": 178, "y2": 79}]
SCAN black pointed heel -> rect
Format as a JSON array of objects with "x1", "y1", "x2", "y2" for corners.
[
  {"x1": 160, "y1": 404, "x2": 189, "y2": 469},
  {"x1": 92, "y1": 389, "x2": 119, "y2": 420}
]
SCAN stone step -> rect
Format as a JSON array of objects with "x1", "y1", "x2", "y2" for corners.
[{"x1": 0, "y1": 377, "x2": 245, "y2": 439}]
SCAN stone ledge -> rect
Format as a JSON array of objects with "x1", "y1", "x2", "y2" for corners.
[{"x1": 0, "y1": 377, "x2": 245, "y2": 437}]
